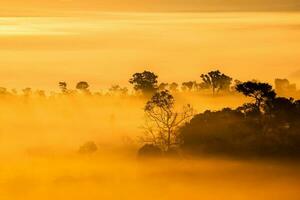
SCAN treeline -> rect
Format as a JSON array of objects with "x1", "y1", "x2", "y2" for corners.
[
  {"x1": 138, "y1": 81, "x2": 300, "y2": 158},
  {"x1": 130, "y1": 70, "x2": 234, "y2": 95},
  {"x1": 0, "y1": 70, "x2": 299, "y2": 98},
  {"x1": 0, "y1": 69, "x2": 300, "y2": 158}
]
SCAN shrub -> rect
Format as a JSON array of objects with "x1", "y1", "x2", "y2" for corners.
[{"x1": 78, "y1": 141, "x2": 98, "y2": 154}]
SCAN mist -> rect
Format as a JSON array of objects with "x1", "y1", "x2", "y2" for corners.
[
  {"x1": 1, "y1": 3, "x2": 300, "y2": 199},
  {"x1": 0, "y1": 85, "x2": 300, "y2": 199}
]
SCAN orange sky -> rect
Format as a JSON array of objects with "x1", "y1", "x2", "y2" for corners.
[
  {"x1": 1, "y1": 0, "x2": 300, "y2": 16},
  {"x1": 0, "y1": 2, "x2": 300, "y2": 90}
]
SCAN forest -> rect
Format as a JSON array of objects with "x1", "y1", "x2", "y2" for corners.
[{"x1": 1, "y1": 70, "x2": 299, "y2": 159}]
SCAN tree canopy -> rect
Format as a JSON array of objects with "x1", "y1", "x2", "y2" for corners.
[
  {"x1": 200, "y1": 70, "x2": 232, "y2": 95},
  {"x1": 129, "y1": 71, "x2": 158, "y2": 95}
]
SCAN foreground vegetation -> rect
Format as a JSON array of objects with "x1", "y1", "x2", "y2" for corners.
[{"x1": 131, "y1": 72, "x2": 300, "y2": 158}]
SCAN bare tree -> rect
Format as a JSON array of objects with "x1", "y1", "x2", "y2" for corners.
[{"x1": 141, "y1": 90, "x2": 194, "y2": 152}]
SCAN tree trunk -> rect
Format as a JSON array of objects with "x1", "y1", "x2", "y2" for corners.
[{"x1": 167, "y1": 129, "x2": 171, "y2": 151}]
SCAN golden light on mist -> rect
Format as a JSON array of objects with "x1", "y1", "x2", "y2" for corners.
[{"x1": 1, "y1": 1, "x2": 300, "y2": 200}]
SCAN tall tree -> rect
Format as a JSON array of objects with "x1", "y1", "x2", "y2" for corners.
[
  {"x1": 181, "y1": 81, "x2": 196, "y2": 92},
  {"x1": 129, "y1": 71, "x2": 158, "y2": 95},
  {"x1": 142, "y1": 90, "x2": 194, "y2": 151},
  {"x1": 200, "y1": 70, "x2": 232, "y2": 95},
  {"x1": 236, "y1": 81, "x2": 276, "y2": 111}
]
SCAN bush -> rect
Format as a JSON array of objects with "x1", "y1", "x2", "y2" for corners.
[{"x1": 78, "y1": 141, "x2": 98, "y2": 154}]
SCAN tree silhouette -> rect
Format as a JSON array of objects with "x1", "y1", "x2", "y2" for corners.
[
  {"x1": 59, "y1": 82, "x2": 68, "y2": 94},
  {"x1": 76, "y1": 81, "x2": 90, "y2": 94},
  {"x1": 200, "y1": 70, "x2": 232, "y2": 95},
  {"x1": 181, "y1": 81, "x2": 196, "y2": 92},
  {"x1": 236, "y1": 81, "x2": 276, "y2": 111},
  {"x1": 169, "y1": 82, "x2": 179, "y2": 92},
  {"x1": 142, "y1": 90, "x2": 194, "y2": 152},
  {"x1": 108, "y1": 85, "x2": 128, "y2": 96},
  {"x1": 0, "y1": 87, "x2": 8, "y2": 95},
  {"x1": 23, "y1": 88, "x2": 32, "y2": 97},
  {"x1": 129, "y1": 71, "x2": 158, "y2": 95},
  {"x1": 78, "y1": 141, "x2": 98, "y2": 154},
  {"x1": 35, "y1": 90, "x2": 46, "y2": 97},
  {"x1": 180, "y1": 95, "x2": 300, "y2": 157},
  {"x1": 158, "y1": 83, "x2": 168, "y2": 91}
]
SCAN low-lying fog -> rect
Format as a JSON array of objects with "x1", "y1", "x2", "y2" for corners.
[{"x1": 0, "y1": 94, "x2": 299, "y2": 199}]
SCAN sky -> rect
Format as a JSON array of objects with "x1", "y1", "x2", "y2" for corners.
[
  {"x1": 1, "y1": 0, "x2": 300, "y2": 15},
  {"x1": 0, "y1": 1, "x2": 300, "y2": 90}
]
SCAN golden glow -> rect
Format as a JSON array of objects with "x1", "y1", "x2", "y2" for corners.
[
  {"x1": 0, "y1": 12, "x2": 300, "y2": 90},
  {"x1": 0, "y1": 95, "x2": 300, "y2": 200},
  {"x1": 1, "y1": 2, "x2": 300, "y2": 199}
]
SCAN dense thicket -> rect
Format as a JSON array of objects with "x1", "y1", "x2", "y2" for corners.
[{"x1": 180, "y1": 91, "x2": 300, "y2": 157}]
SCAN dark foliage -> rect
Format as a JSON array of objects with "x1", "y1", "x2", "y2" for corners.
[
  {"x1": 180, "y1": 81, "x2": 300, "y2": 157},
  {"x1": 200, "y1": 70, "x2": 232, "y2": 95},
  {"x1": 78, "y1": 141, "x2": 98, "y2": 154},
  {"x1": 236, "y1": 81, "x2": 276, "y2": 111},
  {"x1": 129, "y1": 71, "x2": 158, "y2": 95},
  {"x1": 59, "y1": 82, "x2": 68, "y2": 93}
]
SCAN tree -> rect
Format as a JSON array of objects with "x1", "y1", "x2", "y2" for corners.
[
  {"x1": 108, "y1": 85, "x2": 128, "y2": 96},
  {"x1": 129, "y1": 71, "x2": 158, "y2": 95},
  {"x1": 142, "y1": 90, "x2": 194, "y2": 152},
  {"x1": 181, "y1": 81, "x2": 196, "y2": 92},
  {"x1": 180, "y1": 96, "x2": 300, "y2": 157},
  {"x1": 200, "y1": 70, "x2": 232, "y2": 95},
  {"x1": 180, "y1": 108, "x2": 254, "y2": 154},
  {"x1": 158, "y1": 83, "x2": 168, "y2": 91},
  {"x1": 59, "y1": 82, "x2": 68, "y2": 94},
  {"x1": 169, "y1": 82, "x2": 179, "y2": 92},
  {"x1": 35, "y1": 90, "x2": 46, "y2": 97},
  {"x1": 78, "y1": 141, "x2": 98, "y2": 154},
  {"x1": 236, "y1": 81, "x2": 276, "y2": 112},
  {"x1": 265, "y1": 97, "x2": 296, "y2": 122},
  {"x1": 0, "y1": 87, "x2": 8, "y2": 95},
  {"x1": 76, "y1": 81, "x2": 90, "y2": 93},
  {"x1": 23, "y1": 88, "x2": 32, "y2": 97},
  {"x1": 231, "y1": 80, "x2": 242, "y2": 91}
]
